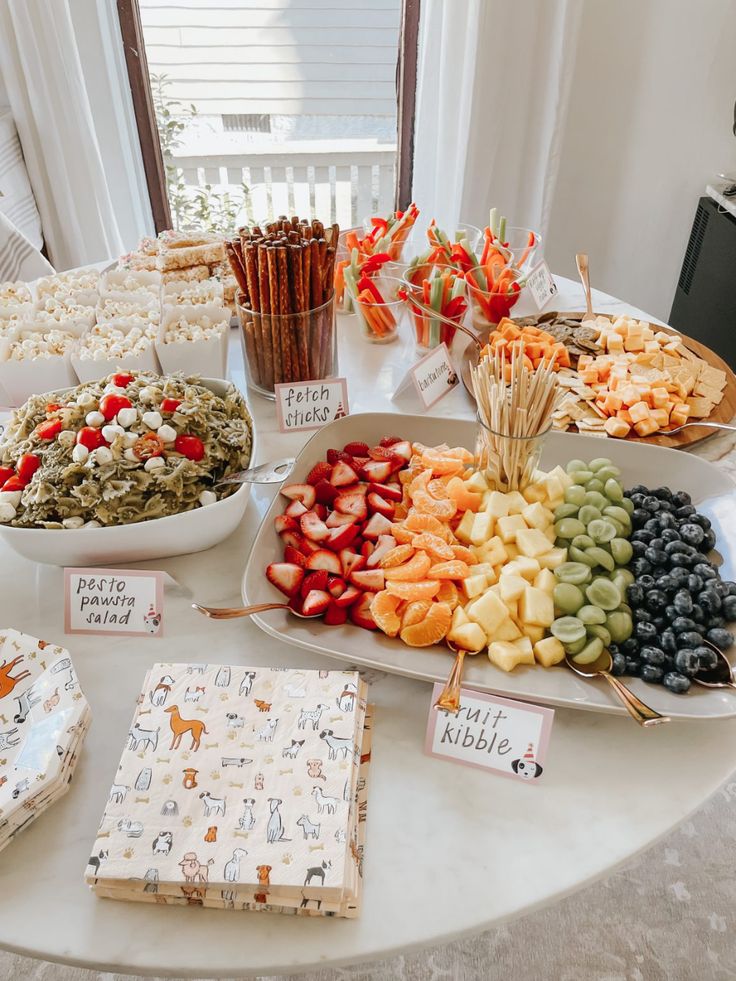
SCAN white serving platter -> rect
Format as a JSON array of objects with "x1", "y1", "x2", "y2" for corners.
[{"x1": 242, "y1": 413, "x2": 736, "y2": 721}]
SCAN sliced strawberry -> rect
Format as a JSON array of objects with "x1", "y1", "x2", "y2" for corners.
[
  {"x1": 281, "y1": 483, "x2": 316, "y2": 508},
  {"x1": 274, "y1": 513, "x2": 298, "y2": 535},
  {"x1": 325, "y1": 510, "x2": 356, "y2": 528},
  {"x1": 284, "y1": 545, "x2": 307, "y2": 568},
  {"x1": 300, "y1": 569, "x2": 330, "y2": 598},
  {"x1": 367, "y1": 492, "x2": 394, "y2": 519},
  {"x1": 300, "y1": 537, "x2": 321, "y2": 555},
  {"x1": 390, "y1": 440, "x2": 412, "y2": 461},
  {"x1": 368, "y1": 481, "x2": 403, "y2": 503},
  {"x1": 361, "y1": 540, "x2": 374, "y2": 559},
  {"x1": 329, "y1": 459, "x2": 359, "y2": 487},
  {"x1": 313, "y1": 503, "x2": 328, "y2": 520},
  {"x1": 343, "y1": 441, "x2": 370, "y2": 456},
  {"x1": 323, "y1": 600, "x2": 348, "y2": 625},
  {"x1": 305, "y1": 549, "x2": 342, "y2": 574},
  {"x1": 314, "y1": 479, "x2": 339, "y2": 505},
  {"x1": 326, "y1": 522, "x2": 359, "y2": 550},
  {"x1": 326, "y1": 449, "x2": 354, "y2": 466},
  {"x1": 379, "y1": 435, "x2": 402, "y2": 447},
  {"x1": 266, "y1": 562, "x2": 304, "y2": 598},
  {"x1": 289, "y1": 594, "x2": 305, "y2": 615},
  {"x1": 352, "y1": 482, "x2": 370, "y2": 496},
  {"x1": 368, "y1": 446, "x2": 403, "y2": 465},
  {"x1": 300, "y1": 511, "x2": 330, "y2": 542},
  {"x1": 350, "y1": 568, "x2": 385, "y2": 591},
  {"x1": 363, "y1": 512, "x2": 394, "y2": 539},
  {"x1": 352, "y1": 455, "x2": 370, "y2": 467},
  {"x1": 360, "y1": 460, "x2": 394, "y2": 483},
  {"x1": 340, "y1": 549, "x2": 366, "y2": 577},
  {"x1": 327, "y1": 575, "x2": 347, "y2": 598},
  {"x1": 350, "y1": 593, "x2": 378, "y2": 630},
  {"x1": 366, "y1": 534, "x2": 397, "y2": 567},
  {"x1": 285, "y1": 499, "x2": 308, "y2": 518},
  {"x1": 280, "y1": 529, "x2": 307, "y2": 551},
  {"x1": 334, "y1": 492, "x2": 367, "y2": 520},
  {"x1": 334, "y1": 584, "x2": 362, "y2": 608},
  {"x1": 306, "y1": 461, "x2": 333, "y2": 485}
]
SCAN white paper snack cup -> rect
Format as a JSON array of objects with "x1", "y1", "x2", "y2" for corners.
[
  {"x1": 71, "y1": 318, "x2": 161, "y2": 383},
  {"x1": 156, "y1": 303, "x2": 229, "y2": 378},
  {"x1": 100, "y1": 269, "x2": 161, "y2": 295},
  {"x1": 0, "y1": 349, "x2": 78, "y2": 406}
]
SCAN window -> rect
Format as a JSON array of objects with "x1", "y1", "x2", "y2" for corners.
[{"x1": 118, "y1": 0, "x2": 419, "y2": 234}]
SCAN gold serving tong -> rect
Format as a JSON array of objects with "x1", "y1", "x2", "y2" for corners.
[
  {"x1": 434, "y1": 639, "x2": 484, "y2": 714},
  {"x1": 565, "y1": 650, "x2": 670, "y2": 726}
]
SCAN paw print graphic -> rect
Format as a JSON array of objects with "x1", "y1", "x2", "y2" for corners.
[
  {"x1": 219, "y1": 693, "x2": 229, "y2": 701},
  {"x1": 227, "y1": 731, "x2": 236, "y2": 741},
  {"x1": 210, "y1": 771, "x2": 221, "y2": 781},
  {"x1": 73, "y1": 692, "x2": 82, "y2": 701},
  {"x1": 292, "y1": 787, "x2": 302, "y2": 797},
  {"x1": 182, "y1": 816, "x2": 193, "y2": 828},
  {"x1": 123, "y1": 848, "x2": 134, "y2": 859},
  {"x1": 181, "y1": 752, "x2": 190, "y2": 761},
  {"x1": 264, "y1": 755, "x2": 274, "y2": 766},
  {"x1": 28, "y1": 651, "x2": 36, "y2": 659},
  {"x1": 162, "y1": 775, "x2": 172, "y2": 785},
  {"x1": 281, "y1": 853, "x2": 293, "y2": 865}
]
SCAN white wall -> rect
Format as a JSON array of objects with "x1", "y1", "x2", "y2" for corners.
[
  {"x1": 0, "y1": 59, "x2": 7, "y2": 105},
  {"x1": 546, "y1": 0, "x2": 736, "y2": 322}
]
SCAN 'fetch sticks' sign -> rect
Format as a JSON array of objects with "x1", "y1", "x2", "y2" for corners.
[
  {"x1": 275, "y1": 378, "x2": 349, "y2": 432},
  {"x1": 392, "y1": 343, "x2": 458, "y2": 409},
  {"x1": 425, "y1": 685, "x2": 554, "y2": 781},
  {"x1": 64, "y1": 568, "x2": 164, "y2": 636}
]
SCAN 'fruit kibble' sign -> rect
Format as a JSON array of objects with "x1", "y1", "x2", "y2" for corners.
[{"x1": 64, "y1": 568, "x2": 164, "y2": 636}]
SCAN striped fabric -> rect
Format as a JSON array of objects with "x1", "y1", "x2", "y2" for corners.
[{"x1": 0, "y1": 209, "x2": 53, "y2": 281}]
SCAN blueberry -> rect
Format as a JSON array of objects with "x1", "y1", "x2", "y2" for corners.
[
  {"x1": 643, "y1": 496, "x2": 660, "y2": 512},
  {"x1": 644, "y1": 518, "x2": 663, "y2": 534},
  {"x1": 673, "y1": 590, "x2": 693, "y2": 615},
  {"x1": 663, "y1": 654, "x2": 676, "y2": 673},
  {"x1": 627, "y1": 583, "x2": 645, "y2": 606},
  {"x1": 640, "y1": 645, "x2": 666, "y2": 666},
  {"x1": 658, "y1": 512, "x2": 677, "y2": 529},
  {"x1": 638, "y1": 575, "x2": 656, "y2": 591},
  {"x1": 632, "y1": 559, "x2": 653, "y2": 577},
  {"x1": 702, "y1": 529, "x2": 717, "y2": 551},
  {"x1": 680, "y1": 523, "x2": 705, "y2": 547},
  {"x1": 663, "y1": 671, "x2": 691, "y2": 694},
  {"x1": 656, "y1": 574, "x2": 676, "y2": 593},
  {"x1": 690, "y1": 604, "x2": 705, "y2": 625},
  {"x1": 687, "y1": 574, "x2": 704, "y2": 593},
  {"x1": 691, "y1": 513, "x2": 712, "y2": 531},
  {"x1": 660, "y1": 530, "x2": 681, "y2": 545},
  {"x1": 675, "y1": 504, "x2": 696, "y2": 520},
  {"x1": 611, "y1": 652, "x2": 627, "y2": 676},
  {"x1": 698, "y1": 590, "x2": 722, "y2": 616},
  {"x1": 654, "y1": 486, "x2": 673, "y2": 501},
  {"x1": 672, "y1": 490, "x2": 692, "y2": 508},
  {"x1": 645, "y1": 548, "x2": 668, "y2": 567},
  {"x1": 708, "y1": 616, "x2": 726, "y2": 629},
  {"x1": 625, "y1": 657, "x2": 641, "y2": 675},
  {"x1": 630, "y1": 485, "x2": 650, "y2": 498},
  {"x1": 640, "y1": 664, "x2": 664, "y2": 683},
  {"x1": 646, "y1": 589, "x2": 669, "y2": 612},
  {"x1": 659, "y1": 500, "x2": 674, "y2": 513},
  {"x1": 634, "y1": 608, "x2": 653, "y2": 623},
  {"x1": 632, "y1": 508, "x2": 649, "y2": 528},
  {"x1": 695, "y1": 646, "x2": 719, "y2": 672},
  {"x1": 670, "y1": 567, "x2": 691, "y2": 588},
  {"x1": 635, "y1": 621, "x2": 657, "y2": 643},
  {"x1": 672, "y1": 616, "x2": 697, "y2": 634},
  {"x1": 632, "y1": 541, "x2": 648, "y2": 559},
  {"x1": 652, "y1": 616, "x2": 666, "y2": 631},
  {"x1": 671, "y1": 551, "x2": 696, "y2": 568},
  {"x1": 726, "y1": 582, "x2": 736, "y2": 596},
  {"x1": 631, "y1": 530, "x2": 656, "y2": 544},
  {"x1": 723, "y1": 596, "x2": 736, "y2": 621},
  {"x1": 674, "y1": 648, "x2": 700, "y2": 676},
  {"x1": 665, "y1": 540, "x2": 690, "y2": 555},
  {"x1": 665, "y1": 605, "x2": 678, "y2": 621},
  {"x1": 693, "y1": 563, "x2": 716, "y2": 580},
  {"x1": 648, "y1": 537, "x2": 665, "y2": 551},
  {"x1": 661, "y1": 630, "x2": 678, "y2": 654},
  {"x1": 707, "y1": 628, "x2": 734, "y2": 649},
  {"x1": 621, "y1": 638, "x2": 640, "y2": 657},
  {"x1": 678, "y1": 631, "x2": 704, "y2": 649}
]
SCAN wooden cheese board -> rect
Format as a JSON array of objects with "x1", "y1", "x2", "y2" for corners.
[{"x1": 459, "y1": 311, "x2": 736, "y2": 449}]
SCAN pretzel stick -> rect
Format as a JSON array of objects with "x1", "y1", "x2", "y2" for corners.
[
  {"x1": 259, "y1": 243, "x2": 281, "y2": 386},
  {"x1": 289, "y1": 244, "x2": 310, "y2": 380},
  {"x1": 236, "y1": 289, "x2": 261, "y2": 387},
  {"x1": 275, "y1": 246, "x2": 298, "y2": 383},
  {"x1": 225, "y1": 242, "x2": 248, "y2": 296}
]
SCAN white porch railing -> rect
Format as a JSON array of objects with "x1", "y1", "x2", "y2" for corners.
[{"x1": 172, "y1": 147, "x2": 397, "y2": 228}]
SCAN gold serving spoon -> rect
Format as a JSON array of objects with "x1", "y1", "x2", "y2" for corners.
[
  {"x1": 565, "y1": 650, "x2": 670, "y2": 726},
  {"x1": 575, "y1": 253, "x2": 595, "y2": 322},
  {"x1": 192, "y1": 601, "x2": 321, "y2": 620},
  {"x1": 691, "y1": 640, "x2": 736, "y2": 690},
  {"x1": 434, "y1": 639, "x2": 484, "y2": 714}
]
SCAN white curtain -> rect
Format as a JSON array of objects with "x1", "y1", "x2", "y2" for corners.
[
  {"x1": 0, "y1": 0, "x2": 125, "y2": 270},
  {"x1": 412, "y1": 0, "x2": 583, "y2": 244}
]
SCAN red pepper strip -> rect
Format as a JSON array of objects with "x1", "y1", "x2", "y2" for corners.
[
  {"x1": 369, "y1": 217, "x2": 388, "y2": 242},
  {"x1": 357, "y1": 274, "x2": 384, "y2": 303},
  {"x1": 450, "y1": 243, "x2": 472, "y2": 271},
  {"x1": 361, "y1": 253, "x2": 391, "y2": 274},
  {"x1": 396, "y1": 210, "x2": 404, "y2": 219},
  {"x1": 443, "y1": 296, "x2": 467, "y2": 320}
]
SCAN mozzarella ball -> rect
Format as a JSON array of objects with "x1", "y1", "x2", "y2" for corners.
[
  {"x1": 0, "y1": 502, "x2": 16, "y2": 522},
  {"x1": 116, "y1": 407, "x2": 138, "y2": 428},
  {"x1": 72, "y1": 443, "x2": 89, "y2": 464},
  {"x1": 198, "y1": 490, "x2": 217, "y2": 507},
  {"x1": 85, "y1": 410, "x2": 105, "y2": 428},
  {"x1": 142, "y1": 410, "x2": 163, "y2": 430},
  {"x1": 157, "y1": 424, "x2": 177, "y2": 443},
  {"x1": 144, "y1": 456, "x2": 166, "y2": 472},
  {"x1": 62, "y1": 516, "x2": 85, "y2": 529}
]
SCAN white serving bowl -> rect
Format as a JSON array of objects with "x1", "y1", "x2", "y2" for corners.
[{"x1": 0, "y1": 377, "x2": 255, "y2": 566}]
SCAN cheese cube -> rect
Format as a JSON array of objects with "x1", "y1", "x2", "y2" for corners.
[
  {"x1": 544, "y1": 475, "x2": 564, "y2": 503},
  {"x1": 454, "y1": 510, "x2": 475, "y2": 545},
  {"x1": 470, "y1": 512, "x2": 493, "y2": 546},
  {"x1": 466, "y1": 589, "x2": 509, "y2": 636},
  {"x1": 505, "y1": 491, "x2": 527, "y2": 515},
  {"x1": 522, "y1": 502, "x2": 552, "y2": 530},
  {"x1": 497, "y1": 513, "x2": 528, "y2": 544},
  {"x1": 520, "y1": 585, "x2": 555, "y2": 626},
  {"x1": 537, "y1": 547, "x2": 566, "y2": 570},
  {"x1": 516, "y1": 528, "x2": 555, "y2": 558},
  {"x1": 547, "y1": 465, "x2": 574, "y2": 490},
  {"x1": 488, "y1": 641, "x2": 525, "y2": 672},
  {"x1": 499, "y1": 574, "x2": 527, "y2": 603},
  {"x1": 534, "y1": 568, "x2": 556, "y2": 593},
  {"x1": 543, "y1": 526, "x2": 557, "y2": 543},
  {"x1": 512, "y1": 636, "x2": 535, "y2": 664},
  {"x1": 485, "y1": 491, "x2": 510, "y2": 519},
  {"x1": 504, "y1": 557, "x2": 541, "y2": 580},
  {"x1": 534, "y1": 636, "x2": 566, "y2": 667}
]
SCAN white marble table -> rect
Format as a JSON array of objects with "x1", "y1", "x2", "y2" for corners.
[{"x1": 0, "y1": 276, "x2": 735, "y2": 978}]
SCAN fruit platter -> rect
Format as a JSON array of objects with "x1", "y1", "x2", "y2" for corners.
[
  {"x1": 460, "y1": 312, "x2": 736, "y2": 449},
  {"x1": 242, "y1": 410, "x2": 736, "y2": 722}
]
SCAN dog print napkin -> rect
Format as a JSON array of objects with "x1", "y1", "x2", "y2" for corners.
[
  {"x1": 0, "y1": 628, "x2": 90, "y2": 852},
  {"x1": 86, "y1": 662, "x2": 371, "y2": 916}
]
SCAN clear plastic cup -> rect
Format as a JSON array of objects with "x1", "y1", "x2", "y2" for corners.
[{"x1": 466, "y1": 262, "x2": 524, "y2": 330}]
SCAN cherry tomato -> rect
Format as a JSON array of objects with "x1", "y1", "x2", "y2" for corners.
[
  {"x1": 160, "y1": 398, "x2": 182, "y2": 413},
  {"x1": 133, "y1": 432, "x2": 165, "y2": 460},
  {"x1": 35, "y1": 418, "x2": 62, "y2": 440},
  {"x1": 0, "y1": 466, "x2": 14, "y2": 486},
  {"x1": 16, "y1": 454, "x2": 41, "y2": 483},
  {"x1": 45, "y1": 403, "x2": 61, "y2": 414},
  {"x1": 111, "y1": 372, "x2": 134, "y2": 388},
  {"x1": 99, "y1": 394, "x2": 132, "y2": 421},
  {"x1": 76, "y1": 427, "x2": 107, "y2": 451},
  {"x1": 2, "y1": 476, "x2": 27, "y2": 492},
  {"x1": 174, "y1": 434, "x2": 205, "y2": 461}
]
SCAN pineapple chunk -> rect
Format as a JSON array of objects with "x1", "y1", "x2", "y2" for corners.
[
  {"x1": 512, "y1": 636, "x2": 535, "y2": 664},
  {"x1": 505, "y1": 543, "x2": 519, "y2": 561},
  {"x1": 477, "y1": 535, "x2": 508, "y2": 567},
  {"x1": 488, "y1": 640, "x2": 525, "y2": 672},
  {"x1": 470, "y1": 512, "x2": 493, "y2": 546},
  {"x1": 524, "y1": 624, "x2": 545, "y2": 644},
  {"x1": 533, "y1": 568, "x2": 556, "y2": 592},
  {"x1": 454, "y1": 510, "x2": 475, "y2": 545},
  {"x1": 462, "y1": 574, "x2": 489, "y2": 599},
  {"x1": 497, "y1": 513, "x2": 528, "y2": 544},
  {"x1": 537, "y1": 547, "x2": 566, "y2": 570},
  {"x1": 494, "y1": 617, "x2": 522, "y2": 641},
  {"x1": 544, "y1": 474, "x2": 564, "y2": 503},
  {"x1": 516, "y1": 527, "x2": 555, "y2": 558},
  {"x1": 548, "y1": 465, "x2": 574, "y2": 490},
  {"x1": 447, "y1": 621, "x2": 487, "y2": 652},
  {"x1": 534, "y1": 636, "x2": 566, "y2": 667},
  {"x1": 522, "y1": 501, "x2": 553, "y2": 530},
  {"x1": 520, "y1": 586, "x2": 555, "y2": 627},
  {"x1": 504, "y1": 556, "x2": 541, "y2": 581},
  {"x1": 450, "y1": 606, "x2": 470, "y2": 630},
  {"x1": 466, "y1": 589, "x2": 509, "y2": 636},
  {"x1": 465, "y1": 470, "x2": 489, "y2": 493},
  {"x1": 499, "y1": 574, "x2": 527, "y2": 603},
  {"x1": 522, "y1": 482, "x2": 547, "y2": 504},
  {"x1": 485, "y1": 490, "x2": 510, "y2": 519},
  {"x1": 505, "y1": 491, "x2": 527, "y2": 515},
  {"x1": 543, "y1": 526, "x2": 557, "y2": 543}
]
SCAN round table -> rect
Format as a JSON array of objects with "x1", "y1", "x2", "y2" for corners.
[{"x1": 1, "y1": 276, "x2": 735, "y2": 978}]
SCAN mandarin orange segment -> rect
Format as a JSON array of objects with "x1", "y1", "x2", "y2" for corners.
[
  {"x1": 391, "y1": 524, "x2": 416, "y2": 544},
  {"x1": 409, "y1": 533, "x2": 455, "y2": 561},
  {"x1": 427, "y1": 560, "x2": 470, "y2": 580},
  {"x1": 451, "y1": 544, "x2": 477, "y2": 564},
  {"x1": 370, "y1": 591, "x2": 403, "y2": 637},
  {"x1": 401, "y1": 599, "x2": 433, "y2": 627},
  {"x1": 393, "y1": 502, "x2": 409, "y2": 520},
  {"x1": 420, "y1": 449, "x2": 464, "y2": 475},
  {"x1": 446, "y1": 476, "x2": 482, "y2": 512},
  {"x1": 404, "y1": 511, "x2": 453, "y2": 542},
  {"x1": 399, "y1": 601, "x2": 452, "y2": 647},
  {"x1": 380, "y1": 543, "x2": 415, "y2": 568},
  {"x1": 383, "y1": 550, "x2": 432, "y2": 581},
  {"x1": 413, "y1": 489, "x2": 457, "y2": 520},
  {"x1": 428, "y1": 477, "x2": 453, "y2": 499},
  {"x1": 443, "y1": 446, "x2": 474, "y2": 464},
  {"x1": 386, "y1": 579, "x2": 440, "y2": 601},
  {"x1": 436, "y1": 580, "x2": 459, "y2": 609}
]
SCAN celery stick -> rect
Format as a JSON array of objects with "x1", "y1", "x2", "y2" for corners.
[
  {"x1": 344, "y1": 266, "x2": 371, "y2": 335},
  {"x1": 450, "y1": 276, "x2": 466, "y2": 300},
  {"x1": 489, "y1": 207, "x2": 498, "y2": 238},
  {"x1": 498, "y1": 215, "x2": 507, "y2": 244},
  {"x1": 429, "y1": 275, "x2": 444, "y2": 348}
]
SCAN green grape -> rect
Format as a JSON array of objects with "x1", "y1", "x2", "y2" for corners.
[
  {"x1": 588, "y1": 458, "x2": 613, "y2": 471},
  {"x1": 588, "y1": 519, "x2": 617, "y2": 543},
  {"x1": 564, "y1": 485, "x2": 586, "y2": 507},
  {"x1": 572, "y1": 637, "x2": 604, "y2": 665},
  {"x1": 610, "y1": 538, "x2": 633, "y2": 565},
  {"x1": 606, "y1": 610, "x2": 633, "y2": 644},
  {"x1": 553, "y1": 582, "x2": 585, "y2": 614},
  {"x1": 604, "y1": 478, "x2": 624, "y2": 502},
  {"x1": 551, "y1": 616, "x2": 587, "y2": 644},
  {"x1": 566, "y1": 459, "x2": 589, "y2": 473},
  {"x1": 554, "y1": 502, "x2": 580, "y2": 520},
  {"x1": 587, "y1": 624, "x2": 612, "y2": 646},
  {"x1": 554, "y1": 518, "x2": 586, "y2": 539},
  {"x1": 585, "y1": 578, "x2": 622, "y2": 611},
  {"x1": 578, "y1": 505, "x2": 602, "y2": 525},
  {"x1": 554, "y1": 562, "x2": 593, "y2": 585},
  {"x1": 585, "y1": 546, "x2": 615, "y2": 572},
  {"x1": 577, "y1": 604, "x2": 607, "y2": 625}
]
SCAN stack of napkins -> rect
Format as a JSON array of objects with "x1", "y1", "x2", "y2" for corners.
[
  {"x1": 86, "y1": 663, "x2": 371, "y2": 916},
  {"x1": 0, "y1": 628, "x2": 90, "y2": 851}
]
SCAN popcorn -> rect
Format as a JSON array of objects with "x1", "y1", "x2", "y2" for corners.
[
  {"x1": 0, "y1": 282, "x2": 32, "y2": 305},
  {"x1": 163, "y1": 312, "x2": 228, "y2": 344},
  {"x1": 76, "y1": 320, "x2": 157, "y2": 361},
  {"x1": 36, "y1": 269, "x2": 100, "y2": 298},
  {"x1": 163, "y1": 277, "x2": 224, "y2": 306},
  {"x1": 97, "y1": 297, "x2": 160, "y2": 321},
  {"x1": 7, "y1": 329, "x2": 76, "y2": 360}
]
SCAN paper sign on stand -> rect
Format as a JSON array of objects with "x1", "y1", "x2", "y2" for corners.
[
  {"x1": 64, "y1": 568, "x2": 165, "y2": 636},
  {"x1": 391, "y1": 343, "x2": 459, "y2": 410},
  {"x1": 275, "y1": 378, "x2": 349, "y2": 433},
  {"x1": 425, "y1": 685, "x2": 554, "y2": 782},
  {"x1": 527, "y1": 260, "x2": 558, "y2": 311}
]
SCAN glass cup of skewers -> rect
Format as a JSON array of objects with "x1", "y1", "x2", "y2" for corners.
[
  {"x1": 475, "y1": 415, "x2": 552, "y2": 492},
  {"x1": 346, "y1": 274, "x2": 406, "y2": 344},
  {"x1": 400, "y1": 264, "x2": 469, "y2": 351},
  {"x1": 466, "y1": 260, "x2": 525, "y2": 332}
]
